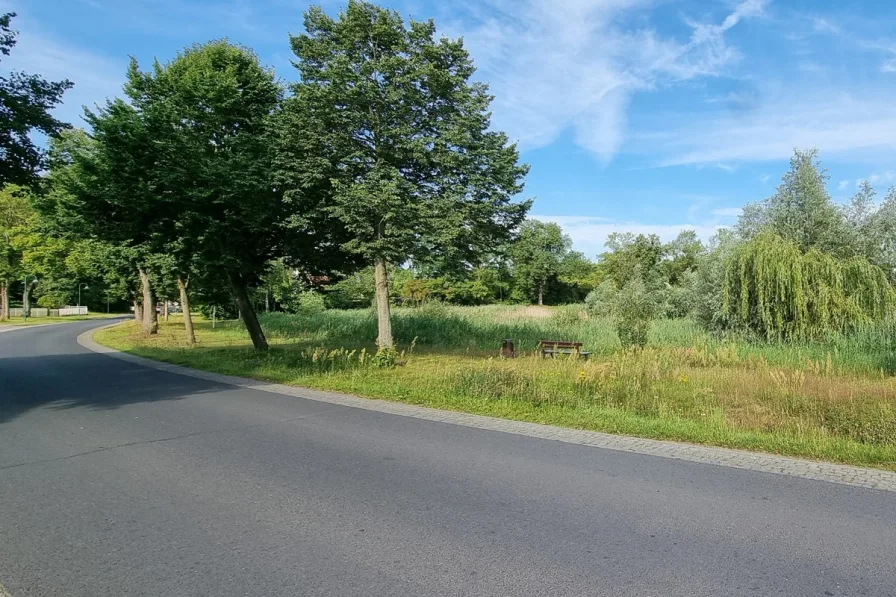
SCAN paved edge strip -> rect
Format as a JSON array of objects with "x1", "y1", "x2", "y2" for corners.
[
  {"x1": 77, "y1": 324, "x2": 896, "y2": 493},
  {"x1": 0, "y1": 323, "x2": 62, "y2": 333}
]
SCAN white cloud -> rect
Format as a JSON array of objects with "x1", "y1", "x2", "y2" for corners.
[
  {"x1": 531, "y1": 214, "x2": 725, "y2": 256},
  {"x1": 760, "y1": 174, "x2": 771, "y2": 183},
  {"x1": 453, "y1": 0, "x2": 765, "y2": 163},
  {"x1": 838, "y1": 180, "x2": 850, "y2": 190},
  {"x1": 2, "y1": 16, "x2": 125, "y2": 127},
  {"x1": 810, "y1": 17, "x2": 841, "y2": 36},
  {"x1": 646, "y1": 95, "x2": 896, "y2": 167},
  {"x1": 856, "y1": 172, "x2": 896, "y2": 187}
]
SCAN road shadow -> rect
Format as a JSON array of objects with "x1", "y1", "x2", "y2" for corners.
[{"x1": 0, "y1": 350, "x2": 231, "y2": 426}]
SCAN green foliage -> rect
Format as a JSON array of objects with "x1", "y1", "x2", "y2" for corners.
[
  {"x1": 372, "y1": 346, "x2": 399, "y2": 368},
  {"x1": 326, "y1": 269, "x2": 376, "y2": 309},
  {"x1": 0, "y1": 13, "x2": 73, "y2": 188},
  {"x1": 614, "y1": 278, "x2": 656, "y2": 349},
  {"x1": 584, "y1": 280, "x2": 618, "y2": 317},
  {"x1": 510, "y1": 220, "x2": 572, "y2": 304},
  {"x1": 278, "y1": 1, "x2": 530, "y2": 345},
  {"x1": 722, "y1": 231, "x2": 896, "y2": 341},
  {"x1": 689, "y1": 229, "x2": 740, "y2": 330},
  {"x1": 296, "y1": 291, "x2": 327, "y2": 316},
  {"x1": 738, "y1": 149, "x2": 850, "y2": 256},
  {"x1": 661, "y1": 230, "x2": 704, "y2": 286},
  {"x1": 598, "y1": 232, "x2": 664, "y2": 288}
]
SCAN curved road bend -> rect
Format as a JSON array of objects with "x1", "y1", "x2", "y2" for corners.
[{"x1": 0, "y1": 320, "x2": 894, "y2": 597}]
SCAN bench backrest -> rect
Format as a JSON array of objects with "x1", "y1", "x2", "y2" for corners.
[{"x1": 538, "y1": 340, "x2": 583, "y2": 349}]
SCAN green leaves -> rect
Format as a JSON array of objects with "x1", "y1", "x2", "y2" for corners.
[
  {"x1": 509, "y1": 220, "x2": 571, "y2": 304},
  {"x1": 722, "y1": 231, "x2": 896, "y2": 341},
  {"x1": 0, "y1": 13, "x2": 73, "y2": 188},
  {"x1": 280, "y1": 0, "x2": 529, "y2": 268}
]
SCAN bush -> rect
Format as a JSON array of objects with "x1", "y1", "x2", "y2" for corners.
[
  {"x1": 585, "y1": 280, "x2": 618, "y2": 317},
  {"x1": 296, "y1": 291, "x2": 327, "y2": 316},
  {"x1": 614, "y1": 278, "x2": 655, "y2": 349},
  {"x1": 372, "y1": 346, "x2": 398, "y2": 368}
]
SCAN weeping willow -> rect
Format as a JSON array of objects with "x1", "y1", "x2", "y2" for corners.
[{"x1": 722, "y1": 231, "x2": 896, "y2": 341}]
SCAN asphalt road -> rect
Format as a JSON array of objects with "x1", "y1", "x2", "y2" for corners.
[{"x1": 1, "y1": 321, "x2": 895, "y2": 597}]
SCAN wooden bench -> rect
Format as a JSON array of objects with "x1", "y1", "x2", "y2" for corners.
[{"x1": 538, "y1": 340, "x2": 591, "y2": 359}]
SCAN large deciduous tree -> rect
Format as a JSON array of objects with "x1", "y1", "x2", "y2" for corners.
[
  {"x1": 0, "y1": 13, "x2": 72, "y2": 188},
  {"x1": 126, "y1": 41, "x2": 285, "y2": 349},
  {"x1": 510, "y1": 220, "x2": 570, "y2": 305},
  {"x1": 737, "y1": 149, "x2": 849, "y2": 256},
  {"x1": 279, "y1": 1, "x2": 530, "y2": 349}
]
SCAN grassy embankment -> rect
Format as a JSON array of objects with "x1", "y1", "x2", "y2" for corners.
[{"x1": 95, "y1": 304, "x2": 896, "y2": 470}]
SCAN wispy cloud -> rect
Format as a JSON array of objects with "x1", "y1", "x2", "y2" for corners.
[
  {"x1": 810, "y1": 16, "x2": 841, "y2": 36},
  {"x1": 2, "y1": 15, "x2": 125, "y2": 126},
  {"x1": 838, "y1": 180, "x2": 850, "y2": 190},
  {"x1": 646, "y1": 95, "x2": 896, "y2": 167},
  {"x1": 856, "y1": 172, "x2": 896, "y2": 187},
  {"x1": 452, "y1": 0, "x2": 766, "y2": 163}
]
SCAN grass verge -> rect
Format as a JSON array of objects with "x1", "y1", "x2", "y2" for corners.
[
  {"x1": 0, "y1": 313, "x2": 126, "y2": 327},
  {"x1": 94, "y1": 309, "x2": 896, "y2": 471}
]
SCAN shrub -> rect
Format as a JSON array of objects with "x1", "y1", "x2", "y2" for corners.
[
  {"x1": 296, "y1": 291, "x2": 327, "y2": 316},
  {"x1": 614, "y1": 278, "x2": 655, "y2": 349},
  {"x1": 373, "y1": 345, "x2": 398, "y2": 368},
  {"x1": 585, "y1": 280, "x2": 618, "y2": 317}
]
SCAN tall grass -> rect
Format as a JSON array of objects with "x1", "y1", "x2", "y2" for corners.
[{"x1": 254, "y1": 304, "x2": 896, "y2": 375}]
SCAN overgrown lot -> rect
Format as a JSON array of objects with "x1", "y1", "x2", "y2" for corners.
[{"x1": 96, "y1": 305, "x2": 896, "y2": 471}]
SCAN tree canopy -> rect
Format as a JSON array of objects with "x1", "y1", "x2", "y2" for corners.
[
  {"x1": 0, "y1": 13, "x2": 72, "y2": 188},
  {"x1": 278, "y1": 0, "x2": 530, "y2": 349}
]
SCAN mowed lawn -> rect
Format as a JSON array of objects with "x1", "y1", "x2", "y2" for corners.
[{"x1": 95, "y1": 305, "x2": 896, "y2": 471}]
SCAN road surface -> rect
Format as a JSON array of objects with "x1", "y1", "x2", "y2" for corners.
[{"x1": 1, "y1": 320, "x2": 894, "y2": 596}]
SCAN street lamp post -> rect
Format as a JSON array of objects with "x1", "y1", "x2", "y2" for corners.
[
  {"x1": 78, "y1": 283, "x2": 89, "y2": 309},
  {"x1": 22, "y1": 275, "x2": 38, "y2": 321}
]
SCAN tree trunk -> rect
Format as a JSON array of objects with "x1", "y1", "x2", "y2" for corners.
[
  {"x1": 163, "y1": 301, "x2": 169, "y2": 322},
  {"x1": 538, "y1": 283, "x2": 544, "y2": 306},
  {"x1": 134, "y1": 299, "x2": 142, "y2": 322},
  {"x1": 177, "y1": 277, "x2": 196, "y2": 347},
  {"x1": 265, "y1": 289, "x2": 270, "y2": 313},
  {"x1": 0, "y1": 283, "x2": 8, "y2": 321},
  {"x1": 374, "y1": 256, "x2": 394, "y2": 349},
  {"x1": 138, "y1": 267, "x2": 158, "y2": 335},
  {"x1": 228, "y1": 271, "x2": 268, "y2": 350}
]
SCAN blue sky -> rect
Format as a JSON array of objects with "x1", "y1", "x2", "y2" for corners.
[{"x1": 7, "y1": 0, "x2": 896, "y2": 256}]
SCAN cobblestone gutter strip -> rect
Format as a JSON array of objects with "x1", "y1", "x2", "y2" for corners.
[{"x1": 79, "y1": 325, "x2": 896, "y2": 493}]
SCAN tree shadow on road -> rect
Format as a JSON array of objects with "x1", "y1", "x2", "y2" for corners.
[{"x1": 0, "y1": 350, "x2": 232, "y2": 426}]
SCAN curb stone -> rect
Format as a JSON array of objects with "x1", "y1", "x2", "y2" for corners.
[{"x1": 78, "y1": 323, "x2": 896, "y2": 493}]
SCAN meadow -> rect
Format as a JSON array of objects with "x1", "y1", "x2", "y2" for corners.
[{"x1": 95, "y1": 304, "x2": 896, "y2": 470}]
